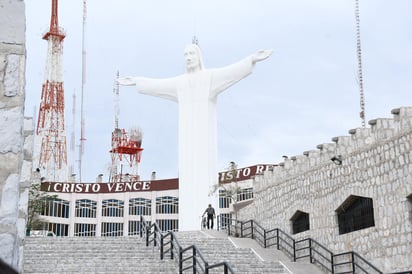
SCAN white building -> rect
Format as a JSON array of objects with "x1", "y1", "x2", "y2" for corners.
[{"x1": 35, "y1": 164, "x2": 274, "y2": 236}]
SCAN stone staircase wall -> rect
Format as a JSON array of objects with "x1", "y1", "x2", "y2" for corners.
[{"x1": 0, "y1": 1, "x2": 32, "y2": 272}]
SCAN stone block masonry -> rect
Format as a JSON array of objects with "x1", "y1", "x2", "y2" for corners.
[
  {"x1": 239, "y1": 106, "x2": 412, "y2": 273},
  {"x1": 0, "y1": 0, "x2": 32, "y2": 272}
]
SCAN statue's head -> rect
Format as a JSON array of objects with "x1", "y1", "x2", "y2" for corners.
[{"x1": 184, "y1": 44, "x2": 204, "y2": 73}]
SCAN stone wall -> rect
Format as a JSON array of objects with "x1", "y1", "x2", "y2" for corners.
[
  {"x1": 0, "y1": 0, "x2": 32, "y2": 272},
  {"x1": 238, "y1": 107, "x2": 412, "y2": 273}
]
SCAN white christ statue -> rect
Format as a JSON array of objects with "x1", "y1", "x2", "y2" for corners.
[{"x1": 118, "y1": 44, "x2": 271, "y2": 231}]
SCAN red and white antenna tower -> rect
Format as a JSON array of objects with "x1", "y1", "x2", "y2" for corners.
[
  {"x1": 36, "y1": 0, "x2": 68, "y2": 182},
  {"x1": 109, "y1": 71, "x2": 143, "y2": 183}
]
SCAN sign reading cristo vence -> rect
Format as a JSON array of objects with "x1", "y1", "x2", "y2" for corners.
[{"x1": 41, "y1": 178, "x2": 178, "y2": 194}]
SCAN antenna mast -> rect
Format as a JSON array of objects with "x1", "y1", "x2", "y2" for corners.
[
  {"x1": 109, "y1": 72, "x2": 144, "y2": 183},
  {"x1": 114, "y1": 71, "x2": 120, "y2": 129},
  {"x1": 79, "y1": 0, "x2": 87, "y2": 181},
  {"x1": 36, "y1": 0, "x2": 68, "y2": 182},
  {"x1": 69, "y1": 92, "x2": 76, "y2": 179},
  {"x1": 355, "y1": 0, "x2": 366, "y2": 127}
]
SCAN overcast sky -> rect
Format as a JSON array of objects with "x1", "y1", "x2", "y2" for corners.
[{"x1": 25, "y1": 0, "x2": 412, "y2": 182}]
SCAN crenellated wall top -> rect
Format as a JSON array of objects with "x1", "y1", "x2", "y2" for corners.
[{"x1": 263, "y1": 106, "x2": 412, "y2": 178}]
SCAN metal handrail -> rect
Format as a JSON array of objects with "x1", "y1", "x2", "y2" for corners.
[
  {"x1": 309, "y1": 238, "x2": 334, "y2": 273},
  {"x1": 140, "y1": 215, "x2": 236, "y2": 274},
  {"x1": 333, "y1": 251, "x2": 383, "y2": 274},
  {"x1": 252, "y1": 223, "x2": 266, "y2": 247},
  {"x1": 262, "y1": 227, "x2": 278, "y2": 249},
  {"x1": 181, "y1": 245, "x2": 209, "y2": 273},
  {"x1": 207, "y1": 261, "x2": 236, "y2": 274},
  {"x1": 277, "y1": 228, "x2": 296, "y2": 260},
  {"x1": 220, "y1": 217, "x2": 384, "y2": 274}
]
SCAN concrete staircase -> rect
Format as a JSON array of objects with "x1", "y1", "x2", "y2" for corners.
[
  {"x1": 225, "y1": 232, "x2": 325, "y2": 274},
  {"x1": 23, "y1": 236, "x2": 176, "y2": 273},
  {"x1": 175, "y1": 230, "x2": 287, "y2": 274},
  {"x1": 23, "y1": 231, "x2": 323, "y2": 273}
]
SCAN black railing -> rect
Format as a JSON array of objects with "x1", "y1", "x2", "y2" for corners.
[
  {"x1": 222, "y1": 216, "x2": 384, "y2": 274},
  {"x1": 140, "y1": 216, "x2": 236, "y2": 274}
]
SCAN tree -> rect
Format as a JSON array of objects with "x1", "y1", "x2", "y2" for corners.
[
  {"x1": 211, "y1": 161, "x2": 241, "y2": 236},
  {"x1": 26, "y1": 169, "x2": 57, "y2": 234}
]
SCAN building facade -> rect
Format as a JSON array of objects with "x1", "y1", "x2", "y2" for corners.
[
  {"x1": 37, "y1": 179, "x2": 179, "y2": 236},
  {"x1": 36, "y1": 164, "x2": 273, "y2": 236}
]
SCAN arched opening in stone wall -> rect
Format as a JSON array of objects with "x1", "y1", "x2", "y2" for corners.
[
  {"x1": 336, "y1": 195, "x2": 375, "y2": 235},
  {"x1": 290, "y1": 210, "x2": 310, "y2": 234}
]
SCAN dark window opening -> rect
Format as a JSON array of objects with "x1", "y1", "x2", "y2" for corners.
[
  {"x1": 156, "y1": 196, "x2": 178, "y2": 214},
  {"x1": 219, "y1": 190, "x2": 231, "y2": 208},
  {"x1": 102, "y1": 199, "x2": 124, "y2": 217},
  {"x1": 42, "y1": 198, "x2": 70, "y2": 218},
  {"x1": 74, "y1": 223, "x2": 96, "y2": 237},
  {"x1": 101, "y1": 222, "x2": 123, "y2": 237},
  {"x1": 47, "y1": 223, "x2": 69, "y2": 236},
  {"x1": 128, "y1": 221, "x2": 142, "y2": 236},
  {"x1": 156, "y1": 219, "x2": 178, "y2": 232},
  {"x1": 336, "y1": 195, "x2": 375, "y2": 235},
  {"x1": 290, "y1": 210, "x2": 310, "y2": 234},
  {"x1": 219, "y1": 213, "x2": 232, "y2": 230},
  {"x1": 129, "y1": 198, "x2": 151, "y2": 216},
  {"x1": 75, "y1": 199, "x2": 97, "y2": 218}
]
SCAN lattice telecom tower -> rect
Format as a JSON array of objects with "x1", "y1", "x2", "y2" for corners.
[
  {"x1": 36, "y1": 0, "x2": 68, "y2": 182},
  {"x1": 109, "y1": 72, "x2": 143, "y2": 183}
]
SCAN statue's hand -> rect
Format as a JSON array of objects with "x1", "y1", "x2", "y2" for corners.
[
  {"x1": 117, "y1": 77, "x2": 136, "y2": 86},
  {"x1": 252, "y1": 49, "x2": 272, "y2": 63}
]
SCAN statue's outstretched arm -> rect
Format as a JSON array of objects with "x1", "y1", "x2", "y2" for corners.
[
  {"x1": 118, "y1": 75, "x2": 178, "y2": 102},
  {"x1": 117, "y1": 77, "x2": 137, "y2": 86},
  {"x1": 251, "y1": 49, "x2": 272, "y2": 64}
]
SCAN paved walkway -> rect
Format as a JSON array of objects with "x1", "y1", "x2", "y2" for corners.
[{"x1": 201, "y1": 229, "x2": 324, "y2": 274}]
